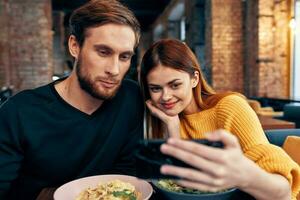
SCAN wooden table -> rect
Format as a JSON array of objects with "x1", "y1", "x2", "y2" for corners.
[
  {"x1": 258, "y1": 116, "x2": 296, "y2": 130},
  {"x1": 36, "y1": 188, "x2": 56, "y2": 200}
]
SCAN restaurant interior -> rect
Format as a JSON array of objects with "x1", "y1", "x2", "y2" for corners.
[
  {"x1": 0, "y1": 0, "x2": 300, "y2": 199},
  {"x1": 1, "y1": 0, "x2": 300, "y2": 129}
]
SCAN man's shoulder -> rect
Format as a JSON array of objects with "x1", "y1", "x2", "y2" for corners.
[
  {"x1": 119, "y1": 79, "x2": 141, "y2": 95},
  {"x1": 5, "y1": 83, "x2": 54, "y2": 106},
  {"x1": 121, "y1": 79, "x2": 140, "y2": 89}
]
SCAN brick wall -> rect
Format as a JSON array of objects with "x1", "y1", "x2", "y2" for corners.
[
  {"x1": 53, "y1": 11, "x2": 66, "y2": 75},
  {"x1": 150, "y1": 0, "x2": 292, "y2": 98},
  {"x1": 0, "y1": 0, "x2": 10, "y2": 88},
  {"x1": 209, "y1": 0, "x2": 244, "y2": 93},
  {"x1": 185, "y1": 0, "x2": 211, "y2": 83},
  {"x1": 257, "y1": 0, "x2": 290, "y2": 98},
  {"x1": 243, "y1": 0, "x2": 259, "y2": 97},
  {"x1": 0, "y1": 0, "x2": 53, "y2": 92}
]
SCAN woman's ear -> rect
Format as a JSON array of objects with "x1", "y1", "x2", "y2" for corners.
[
  {"x1": 68, "y1": 35, "x2": 80, "y2": 59},
  {"x1": 192, "y1": 71, "x2": 199, "y2": 88}
]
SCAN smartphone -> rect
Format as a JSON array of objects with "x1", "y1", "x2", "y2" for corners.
[{"x1": 135, "y1": 139, "x2": 223, "y2": 180}]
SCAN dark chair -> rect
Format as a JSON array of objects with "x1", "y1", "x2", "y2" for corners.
[
  {"x1": 265, "y1": 129, "x2": 300, "y2": 147},
  {"x1": 276, "y1": 103, "x2": 300, "y2": 128}
]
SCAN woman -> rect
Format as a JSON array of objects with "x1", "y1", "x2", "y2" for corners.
[{"x1": 139, "y1": 39, "x2": 300, "y2": 200}]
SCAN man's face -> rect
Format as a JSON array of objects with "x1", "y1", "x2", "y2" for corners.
[{"x1": 74, "y1": 24, "x2": 136, "y2": 100}]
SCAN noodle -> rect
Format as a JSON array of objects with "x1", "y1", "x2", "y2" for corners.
[{"x1": 75, "y1": 179, "x2": 141, "y2": 200}]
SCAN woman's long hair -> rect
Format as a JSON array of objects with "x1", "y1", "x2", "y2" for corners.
[{"x1": 140, "y1": 39, "x2": 218, "y2": 138}]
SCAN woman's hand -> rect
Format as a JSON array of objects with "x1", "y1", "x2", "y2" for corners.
[
  {"x1": 160, "y1": 130, "x2": 255, "y2": 191},
  {"x1": 146, "y1": 100, "x2": 180, "y2": 138},
  {"x1": 159, "y1": 130, "x2": 291, "y2": 200}
]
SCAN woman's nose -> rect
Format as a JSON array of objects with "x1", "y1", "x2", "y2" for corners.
[{"x1": 161, "y1": 88, "x2": 172, "y2": 101}]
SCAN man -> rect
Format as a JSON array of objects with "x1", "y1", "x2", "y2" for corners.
[{"x1": 0, "y1": 0, "x2": 143, "y2": 199}]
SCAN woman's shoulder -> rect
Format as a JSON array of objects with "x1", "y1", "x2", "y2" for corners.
[
  {"x1": 212, "y1": 93, "x2": 255, "y2": 117},
  {"x1": 218, "y1": 93, "x2": 247, "y2": 105},
  {"x1": 218, "y1": 93, "x2": 248, "y2": 108},
  {"x1": 205, "y1": 92, "x2": 246, "y2": 108}
]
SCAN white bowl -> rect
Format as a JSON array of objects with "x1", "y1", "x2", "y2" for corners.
[{"x1": 53, "y1": 174, "x2": 153, "y2": 200}]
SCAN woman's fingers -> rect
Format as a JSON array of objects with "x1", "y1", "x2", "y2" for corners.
[
  {"x1": 206, "y1": 130, "x2": 240, "y2": 149},
  {"x1": 160, "y1": 165, "x2": 219, "y2": 187},
  {"x1": 175, "y1": 179, "x2": 228, "y2": 193},
  {"x1": 163, "y1": 138, "x2": 225, "y2": 163},
  {"x1": 160, "y1": 142, "x2": 226, "y2": 176},
  {"x1": 146, "y1": 100, "x2": 167, "y2": 120},
  {"x1": 159, "y1": 131, "x2": 246, "y2": 191},
  {"x1": 160, "y1": 165, "x2": 231, "y2": 191}
]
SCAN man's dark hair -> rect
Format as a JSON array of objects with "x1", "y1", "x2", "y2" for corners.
[{"x1": 69, "y1": 0, "x2": 141, "y2": 48}]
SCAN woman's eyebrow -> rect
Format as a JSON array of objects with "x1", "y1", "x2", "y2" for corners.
[
  {"x1": 167, "y1": 79, "x2": 180, "y2": 84},
  {"x1": 148, "y1": 79, "x2": 180, "y2": 86}
]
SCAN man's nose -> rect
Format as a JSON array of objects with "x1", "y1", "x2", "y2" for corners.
[{"x1": 105, "y1": 56, "x2": 120, "y2": 76}]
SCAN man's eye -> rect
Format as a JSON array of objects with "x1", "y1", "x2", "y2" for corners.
[
  {"x1": 98, "y1": 50, "x2": 109, "y2": 56},
  {"x1": 120, "y1": 54, "x2": 132, "y2": 61},
  {"x1": 149, "y1": 87, "x2": 161, "y2": 93}
]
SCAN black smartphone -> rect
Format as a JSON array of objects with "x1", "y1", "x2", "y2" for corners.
[{"x1": 135, "y1": 139, "x2": 224, "y2": 180}]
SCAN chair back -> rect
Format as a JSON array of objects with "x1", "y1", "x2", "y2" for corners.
[{"x1": 265, "y1": 129, "x2": 300, "y2": 147}]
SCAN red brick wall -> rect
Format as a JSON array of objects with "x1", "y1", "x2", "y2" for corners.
[
  {"x1": 257, "y1": 0, "x2": 290, "y2": 98},
  {"x1": 210, "y1": 0, "x2": 244, "y2": 93},
  {"x1": 53, "y1": 11, "x2": 66, "y2": 75},
  {"x1": 0, "y1": 0, "x2": 10, "y2": 87},
  {"x1": 243, "y1": 0, "x2": 259, "y2": 97},
  {"x1": 0, "y1": 0, "x2": 53, "y2": 92}
]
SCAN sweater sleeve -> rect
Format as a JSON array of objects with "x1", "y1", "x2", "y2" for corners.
[
  {"x1": 0, "y1": 100, "x2": 24, "y2": 198},
  {"x1": 216, "y1": 95, "x2": 300, "y2": 199}
]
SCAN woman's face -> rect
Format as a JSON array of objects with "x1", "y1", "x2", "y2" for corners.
[{"x1": 146, "y1": 64, "x2": 199, "y2": 116}]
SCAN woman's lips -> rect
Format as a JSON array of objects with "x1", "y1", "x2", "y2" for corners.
[{"x1": 162, "y1": 101, "x2": 177, "y2": 109}]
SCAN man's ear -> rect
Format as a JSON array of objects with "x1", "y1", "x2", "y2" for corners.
[
  {"x1": 68, "y1": 35, "x2": 80, "y2": 59},
  {"x1": 192, "y1": 71, "x2": 199, "y2": 88}
]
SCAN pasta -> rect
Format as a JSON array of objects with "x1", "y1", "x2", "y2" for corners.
[
  {"x1": 75, "y1": 179, "x2": 141, "y2": 200},
  {"x1": 157, "y1": 179, "x2": 228, "y2": 194}
]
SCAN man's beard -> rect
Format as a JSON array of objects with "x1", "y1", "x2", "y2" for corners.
[{"x1": 75, "y1": 58, "x2": 121, "y2": 100}]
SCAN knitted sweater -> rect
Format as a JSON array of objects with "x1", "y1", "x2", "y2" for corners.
[{"x1": 179, "y1": 94, "x2": 300, "y2": 199}]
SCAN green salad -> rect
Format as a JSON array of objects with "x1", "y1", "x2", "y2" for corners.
[{"x1": 157, "y1": 180, "x2": 228, "y2": 195}]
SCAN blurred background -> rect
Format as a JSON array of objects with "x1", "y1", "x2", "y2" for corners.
[{"x1": 0, "y1": 0, "x2": 299, "y2": 105}]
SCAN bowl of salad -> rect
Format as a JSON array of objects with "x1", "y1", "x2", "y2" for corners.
[{"x1": 152, "y1": 179, "x2": 238, "y2": 200}]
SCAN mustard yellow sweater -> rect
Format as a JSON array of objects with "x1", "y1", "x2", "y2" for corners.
[{"x1": 179, "y1": 94, "x2": 300, "y2": 199}]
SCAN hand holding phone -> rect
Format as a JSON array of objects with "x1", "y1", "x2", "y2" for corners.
[{"x1": 135, "y1": 139, "x2": 223, "y2": 180}]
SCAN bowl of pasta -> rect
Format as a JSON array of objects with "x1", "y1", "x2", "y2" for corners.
[
  {"x1": 152, "y1": 180, "x2": 238, "y2": 200},
  {"x1": 53, "y1": 174, "x2": 153, "y2": 200}
]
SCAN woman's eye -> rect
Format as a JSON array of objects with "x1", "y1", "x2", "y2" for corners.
[
  {"x1": 171, "y1": 83, "x2": 181, "y2": 89},
  {"x1": 149, "y1": 87, "x2": 161, "y2": 93}
]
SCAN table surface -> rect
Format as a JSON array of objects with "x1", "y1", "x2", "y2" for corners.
[{"x1": 258, "y1": 116, "x2": 296, "y2": 130}]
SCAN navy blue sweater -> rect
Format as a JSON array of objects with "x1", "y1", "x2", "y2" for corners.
[{"x1": 0, "y1": 79, "x2": 144, "y2": 200}]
